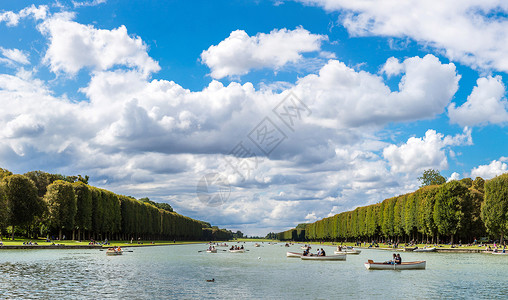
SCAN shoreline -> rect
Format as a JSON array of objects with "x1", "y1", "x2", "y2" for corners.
[
  {"x1": 0, "y1": 241, "x2": 207, "y2": 250},
  {"x1": 297, "y1": 242, "x2": 495, "y2": 254}
]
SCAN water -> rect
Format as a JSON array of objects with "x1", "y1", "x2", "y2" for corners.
[{"x1": 0, "y1": 243, "x2": 507, "y2": 299}]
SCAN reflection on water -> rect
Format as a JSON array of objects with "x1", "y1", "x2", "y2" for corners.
[{"x1": 1, "y1": 245, "x2": 508, "y2": 299}]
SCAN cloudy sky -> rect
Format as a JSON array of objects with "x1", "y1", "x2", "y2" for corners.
[{"x1": 1, "y1": 0, "x2": 507, "y2": 236}]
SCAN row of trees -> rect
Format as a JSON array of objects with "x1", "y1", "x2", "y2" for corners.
[
  {"x1": 0, "y1": 168, "x2": 233, "y2": 241},
  {"x1": 277, "y1": 172, "x2": 508, "y2": 244}
]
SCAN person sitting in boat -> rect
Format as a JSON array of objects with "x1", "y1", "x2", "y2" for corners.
[
  {"x1": 303, "y1": 249, "x2": 309, "y2": 256},
  {"x1": 385, "y1": 253, "x2": 397, "y2": 264},
  {"x1": 394, "y1": 254, "x2": 402, "y2": 264},
  {"x1": 337, "y1": 245, "x2": 342, "y2": 252},
  {"x1": 316, "y1": 249, "x2": 322, "y2": 256},
  {"x1": 240, "y1": 245, "x2": 244, "y2": 250},
  {"x1": 320, "y1": 248, "x2": 326, "y2": 256}
]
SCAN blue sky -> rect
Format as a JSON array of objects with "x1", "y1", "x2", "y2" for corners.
[{"x1": 1, "y1": 0, "x2": 507, "y2": 235}]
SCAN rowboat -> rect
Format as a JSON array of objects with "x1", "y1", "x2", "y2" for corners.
[
  {"x1": 206, "y1": 249, "x2": 217, "y2": 253},
  {"x1": 229, "y1": 249, "x2": 245, "y2": 253},
  {"x1": 334, "y1": 247, "x2": 361, "y2": 255},
  {"x1": 106, "y1": 248, "x2": 123, "y2": 256},
  {"x1": 364, "y1": 260, "x2": 426, "y2": 270},
  {"x1": 491, "y1": 252, "x2": 508, "y2": 255},
  {"x1": 413, "y1": 247, "x2": 436, "y2": 252},
  {"x1": 254, "y1": 243, "x2": 260, "y2": 247},
  {"x1": 301, "y1": 254, "x2": 346, "y2": 261},
  {"x1": 286, "y1": 251, "x2": 302, "y2": 258}
]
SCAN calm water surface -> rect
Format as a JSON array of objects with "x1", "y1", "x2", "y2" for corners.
[{"x1": 0, "y1": 243, "x2": 507, "y2": 299}]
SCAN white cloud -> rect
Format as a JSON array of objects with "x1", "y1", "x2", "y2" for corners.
[
  {"x1": 380, "y1": 56, "x2": 403, "y2": 77},
  {"x1": 201, "y1": 27, "x2": 327, "y2": 78},
  {"x1": 448, "y1": 172, "x2": 460, "y2": 182},
  {"x1": 471, "y1": 160, "x2": 508, "y2": 179},
  {"x1": 0, "y1": 5, "x2": 48, "y2": 26},
  {"x1": 38, "y1": 14, "x2": 160, "y2": 76},
  {"x1": 297, "y1": 0, "x2": 508, "y2": 73},
  {"x1": 383, "y1": 128, "x2": 472, "y2": 174},
  {"x1": 448, "y1": 76, "x2": 508, "y2": 127},
  {"x1": 72, "y1": 0, "x2": 107, "y2": 7},
  {"x1": 0, "y1": 48, "x2": 30, "y2": 66},
  {"x1": 294, "y1": 54, "x2": 459, "y2": 127}
]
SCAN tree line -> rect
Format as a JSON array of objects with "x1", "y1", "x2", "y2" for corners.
[
  {"x1": 277, "y1": 172, "x2": 508, "y2": 244},
  {"x1": 0, "y1": 168, "x2": 233, "y2": 241}
]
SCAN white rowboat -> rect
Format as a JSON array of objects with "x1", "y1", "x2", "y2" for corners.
[
  {"x1": 413, "y1": 247, "x2": 436, "y2": 252},
  {"x1": 229, "y1": 249, "x2": 245, "y2": 253},
  {"x1": 364, "y1": 260, "x2": 426, "y2": 270},
  {"x1": 106, "y1": 249, "x2": 123, "y2": 256},
  {"x1": 300, "y1": 254, "x2": 346, "y2": 261},
  {"x1": 286, "y1": 251, "x2": 302, "y2": 258},
  {"x1": 334, "y1": 249, "x2": 361, "y2": 255},
  {"x1": 491, "y1": 252, "x2": 508, "y2": 255},
  {"x1": 206, "y1": 249, "x2": 217, "y2": 253}
]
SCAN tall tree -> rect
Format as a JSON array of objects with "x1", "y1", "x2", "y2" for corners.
[
  {"x1": 44, "y1": 180, "x2": 77, "y2": 240},
  {"x1": 73, "y1": 182, "x2": 92, "y2": 241},
  {"x1": 4, "y1": 175, "x2": 40, "y2": 240},
  {"x1": 433, "y1": 181, "x2": 469, "y2": 244},
  {"x1": 0, "y1": 182, "x2": 8, "y2": 238},
  {"x1": 481, "y1": 173, "x2": 508, "y2": 242},
  {"x1": 418, "y1": 169, "x2": 446, "y2": 187}
]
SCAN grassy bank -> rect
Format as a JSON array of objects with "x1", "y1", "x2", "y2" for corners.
[{"x1": 0, "y1": 237, "x2": 206, "y2": 248}]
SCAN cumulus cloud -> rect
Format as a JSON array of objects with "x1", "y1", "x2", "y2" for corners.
[
  {"x1": 471, "y1": 160, "x2": 508, "y2": 179},
  {"x1": 201, "y1": 27, "x2": 327, "y2": 78},
  {"x1": 0, "y1": 5, "x2": 48, "y2": 26},
  {"x1": 38, "y1": 14, "x2": 160, "y2": 76},
  {"x1": 448, "y1": 76, "x2": 508, "y2": 127},
  {"x1": 383, "y1": 128, "x2": 472, "y2": 174},
  {"x1": 294, "y1": 54, "x2": 459, "y2": 127},
  {"x1": 297, "y1": 0, "x2": 508, "y2": 73},
  {"x1": 448, "y1": 172, "x2": 460, "y2": 182}
]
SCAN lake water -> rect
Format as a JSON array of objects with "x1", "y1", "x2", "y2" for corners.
[{"x1": 0, "y1": 242, "x2": 507, "y2": 299}]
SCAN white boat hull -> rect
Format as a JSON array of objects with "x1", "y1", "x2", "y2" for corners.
[
  {"x1": 206, "y1": 250, "x2": 217, "y2": 253},
  {"x1": 229, "y1": 249, "x2": 245, "y2": 253},
  {"x1": 286, "y1": 251, "x2": 302, "y2": 258},
  {"x1": 301, "y1": 254, "x2": 346, "y2": 261},
  {"x1": 364, "y1": 261, "x2": 426, "y2": 270},
  {"x1": 413, "y1": 247, "x2": 436, "y2": 252},
  {"x1": 334, "y1": 250, "x2": 361, "y2": 255},
  {"x1": 106, "y1": 250, "x2": 123, "y2": 256},
  {"x1": 491, "y1": 252, "x2": 508, "y2": 255}
]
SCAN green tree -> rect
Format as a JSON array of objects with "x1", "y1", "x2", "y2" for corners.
[
  {"x1": 433, "y1": 181, "x2": 469, "y2": 244},
  {"x1": 4, "y1": 174, "x2": 40, "y2": 240},
  {"x1": 481, "y1": 173, "x2": 508, "y2": 242},
  {"x1": 44, "y1": 180, "x2": 77, "y2": 240},
  {"x1": 73, "y1": 182, "x2": 92, "y2": 241},
  {"x1": 0, "y1": 182, "x2": 8, "y2": 238},
  {"x1": 473, "y1": 177, "x2": 485, "y2": 193},
  {"x1": 418, "y1": 169, "x2": 446, "y2": 187}
]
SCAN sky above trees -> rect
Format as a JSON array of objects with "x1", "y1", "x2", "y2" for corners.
[{"x1": 0, "y1": 0, "x2": 507, "y2": 235}]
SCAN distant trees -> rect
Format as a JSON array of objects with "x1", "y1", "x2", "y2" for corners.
[
  {"x1": 418, "y1": 169, "x2": 446, "y2": 187},
  {"x1": 481, "y1": 173, "x2": 508, "y2": 243},
  {"x1": 4, "y1": 175, "x2": 42, "y2": 240},
  {"x1": 44, "y1": 180, "x2": 77, "y2": 240},
  {"x1": 278, "y1": 173, "x2": 506, "y2": 244},
  {"x1": 0, "y1": 169, "x2": 230, "y2": 241}
]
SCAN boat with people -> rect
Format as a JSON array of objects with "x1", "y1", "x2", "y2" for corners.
[
  {"x1": 254, "y1": 243, "x2": 260, "y2": 247},
  {"x1": 413, "y1": 247, "x2": 437, "y2": 252},
  {"x1": 334, "y1": 246, "x2": 361, "y2": 255},
  {"x1": 206, "y1": 249, "x2": 217, "y2": 253},
  {"x1": 286, "y1": 251, "x2": 302, "y2": 258},
  {"x1": 301, "y1": 254, "x2": 346, "y2": 261},
  {"x1": 364, "y1": 260, "x2": 426, "y2": 270},
  {"x1": 106, "y1": 247, "x2": 123, "y2": 256},
  {"x1": 491, "y1": 252, "x2": 508, "y2": 255},
  {"x1": 229, "y1": 249, "x2": 245, "y2": 253}
]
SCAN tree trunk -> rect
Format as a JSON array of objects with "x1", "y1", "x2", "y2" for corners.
[
  {"x1": 72, "y1": 229, "x2": 75, "y2": 241},
  {"x1": 501, "y1": 232, "x2": 504, "y2": 244},
  {"x1": 11, "y1": 225, "x2": 15, "y2": 240},
  {"x1": 59, "y1": 228, "x2": 62, "y2": 241},
  {"x1": 78, "y1": 228, "x2": 81, "y2": 241}
]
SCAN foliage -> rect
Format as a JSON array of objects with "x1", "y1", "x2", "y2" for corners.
[
  {"x1": 418, "y1": 169, "x2": 446, "y2": 187},
  {"x1": 481, "y1": 173, "x2": 508, "y2": 241}
]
